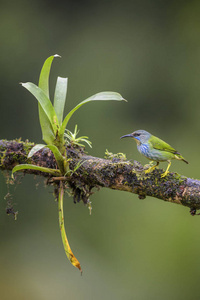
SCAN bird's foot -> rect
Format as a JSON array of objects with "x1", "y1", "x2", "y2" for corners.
[
  {"x1": 145, "y1": 165, "x2": 157, "y2": 174},
  {"x1": 144, "y1": 162, "x2": 159, "y2": 174},
  {"x1": 160, "y1": 161, "x2": 171, "y2": 178},
  {"x1": 161, "y1": 170, "x2": 169, "y2": 178}
]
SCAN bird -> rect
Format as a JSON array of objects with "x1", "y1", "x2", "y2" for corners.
[{"x1": 120, "y1": 130, "x2": 188, "y2": 177}]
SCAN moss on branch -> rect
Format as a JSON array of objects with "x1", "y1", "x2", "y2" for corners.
[{"x1": 1, "y1": 139, "x2": 200, "y2": 214}]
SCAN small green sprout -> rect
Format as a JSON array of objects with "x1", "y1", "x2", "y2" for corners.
[
  {"x1": 64, "y1": 159, "x2": 86, "y2": 176},
  {"x1": 104, "y1": 149, "x2": 127, "y2": 161},
  {"x1": 64, "y1": 125, "x2": 92, "y2": 148}
]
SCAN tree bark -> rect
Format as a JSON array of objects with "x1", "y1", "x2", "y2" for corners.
[{"x1": 1, "y1": 139, "x2": 199, "y2": 215}]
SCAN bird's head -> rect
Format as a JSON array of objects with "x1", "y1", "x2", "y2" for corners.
[{"x1": 120, "y1": 130, "x2": 151, "y2": 145}]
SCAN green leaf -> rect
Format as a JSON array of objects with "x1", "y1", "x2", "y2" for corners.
[
  {"x1": 21, "y1": 82, "x2": 59, "y2": 144},
  {"x1": 28, "y1": 144, "x2": 67, "y2": 174},
  {"x1": 38, "y1": 54, "x2": 60, "y2": 144},
  {"x1": 12, "y1": 164, "x2": 61, "y2": 178},
  {"x1": 28, "y1": 144, "x2": 46, "y2": 158},
  {"x1": 59, "y1": 91, "x2": 126, "y2": 139},
  {"x1": 54, "y1": 77, "x2": 68, "y2": 126},
  {"x1": 46, "y1": 144, "x2": 67, "y2": 174},
  {"x1": 39, "y1": 54, "x2": 61, "y2": 99}
]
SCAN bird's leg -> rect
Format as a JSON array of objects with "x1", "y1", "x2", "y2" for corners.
[
  {"x1": 161, "y1": 160, "x2": 171, "y2": 178},
  {"x1": 145, "y1": 161, "x2": 159, "y2": 174}
]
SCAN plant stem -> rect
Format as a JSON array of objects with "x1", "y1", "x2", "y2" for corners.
[{"x1": 58, "y1": 181, "x2": 82, "y2": 274}]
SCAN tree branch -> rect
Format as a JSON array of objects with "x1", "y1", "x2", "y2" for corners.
[{"x1": 1, "y1": 139, "x2": 199, "y2": 214}]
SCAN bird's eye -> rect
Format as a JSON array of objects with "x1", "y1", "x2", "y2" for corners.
[{"x1": 134, "y1": 133, "x2": 140, "y2": 137}]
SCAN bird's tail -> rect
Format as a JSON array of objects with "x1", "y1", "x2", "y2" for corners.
[
  {"x1": 175, "y1": 154, "x2": 188, "y2": 164},
  {"x1": 182, "y1": 158, "x2": 189, "y2": 164}
]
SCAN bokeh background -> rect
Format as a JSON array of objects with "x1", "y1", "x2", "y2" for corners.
[{"x1": 1, "y1": 0, "x2": 200, "y2": 299}]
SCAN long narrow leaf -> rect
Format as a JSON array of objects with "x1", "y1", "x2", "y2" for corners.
[
  {"x1": 28, "y1": 144, "x2": 46, "y2": 158},
  {"x1": 12, "y1": 164, "x2": 61, "y2": 177},
  {"x1": 46, "y1": 145, "x2": 67, "y2": 174},
  {"x1": 38, "y1": 54, "x2": 60, "y2": 144},
  {"x1": 58, "y1": 181, "x2": 82, "y2": 273},
  {"x1": 28, "y1": 144, "x2": 67, "y2": 174},
  {"x1": 21, "y1": 82, "x2": 59, "y2": 144},
  {"x1": 21, "y1": 82, "x2": 56, "y2": 123},
  {"x1": 54, "y1": 77, "x2": 68, "y2": 126},
  {"x1": 59, "y1": 91, "x2": 126, "y2": 138},
  {"x1": 39, "y1": 54, "x2": 60, "y2": 99}
]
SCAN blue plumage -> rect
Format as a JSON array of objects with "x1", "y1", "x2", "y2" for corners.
[{"x1": 138, "y1": 143, "x2": 173, "y2": 161}]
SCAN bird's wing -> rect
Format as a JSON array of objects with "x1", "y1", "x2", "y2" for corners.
[{"x1": 149, "y1": 135, "x2": 179, "y2": 154}]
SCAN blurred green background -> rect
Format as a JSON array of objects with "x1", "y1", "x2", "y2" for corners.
[{"x1": 1, "y1": 0, "x2": 200, "y2": 299}]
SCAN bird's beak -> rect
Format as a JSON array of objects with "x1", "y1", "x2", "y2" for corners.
[{"x1": 120, "y1": 133, "x2": 133, "y2": 139}]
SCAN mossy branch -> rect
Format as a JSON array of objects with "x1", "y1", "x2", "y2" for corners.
[{"x1": 1, "y1": 139, "x2": 200, "y2": 214}]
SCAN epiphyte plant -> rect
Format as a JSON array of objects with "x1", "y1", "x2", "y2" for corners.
[{"x1": 12, "y1": 54, "x2": 126, "y2": 273}]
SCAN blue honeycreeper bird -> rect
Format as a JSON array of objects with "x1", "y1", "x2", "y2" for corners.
[{"x1": 120, "y1": 130, "x2": 188, "y2": 177}]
